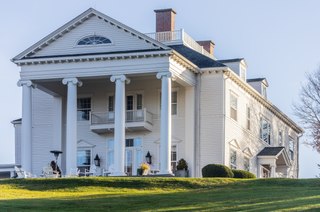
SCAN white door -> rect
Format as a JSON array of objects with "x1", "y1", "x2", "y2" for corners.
[{"x1": 125, "y1": 138, "x2": 143, "y2": 176}]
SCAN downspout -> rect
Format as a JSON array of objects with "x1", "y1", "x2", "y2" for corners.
[
  {"x1": 297, "y1": 133, "x2": 303, "y2": 178},
  {"x1": 194, "y1": 73, "x2": 201, "y2": 177}
]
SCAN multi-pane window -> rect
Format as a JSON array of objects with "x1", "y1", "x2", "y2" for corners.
[
  {"x1": 244, "y1": 157, "x2": 250, "y2": 171},
  {"x1": 260, "y1": 117, "x2": 271, "y2": 144},
  {"x1": 137, "y1": 94, "x2": 143, "y2": 110},
  {"x1": 108, "y1": 96, "x2": 114, "y2": 112},
  {"x1": 289, "y1": 137, "x2": 294, "y2": 160},
  {"x1": 246, "y1": 107, "x2": 251, "y2": 130},
  {"x1": 126, "y1": 96, "x2": 134, "y2": 111},
  {"x1": 230, "y1": 93, "x2": 238, "y2": 121},
  {"x1": 78, "y1": 36, "x2": 111, "y2": 45},
  {"x1": 230, "y1": 150, "x2": 237, "y2": 169},
  {"x1": 77, "y1": 149, "x2": 91, "y2": 167},
  {"x1": 278, "y1": 131, "x2": 283, "y2": 146},
  {"x1": 171, "y1": 145, "x2": 177, "y2": 172},
  {"x1": 160, "y1": 91, "x2": 178, "y2": 115},
  {"x1": 172, "y1": 91, "x2": 178, "y2": 115},
  {"x1": 77, "y1": 98, "x2": 91, "y2": 121}
]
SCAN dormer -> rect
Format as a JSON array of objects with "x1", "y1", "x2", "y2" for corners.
[
  {"x1": 217, "y1": 58, "x2": 247, "y2": 81},
  {"x1": 247, "y1": 78, "x2": 269, "y2": 98}
]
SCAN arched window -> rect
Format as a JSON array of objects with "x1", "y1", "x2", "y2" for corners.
[{"x1": 77, "y1": 35, "x2": 111, "y2": 45}]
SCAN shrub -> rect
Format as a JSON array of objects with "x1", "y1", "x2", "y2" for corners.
[
  {"x1": 232, "y1": 169, "x2": 256, "y2": 178},
  {"x1": 202, "y1": 164, "x2": 234, "y2": 178},
  {"x1": 176, "y1": 159, "x2": 188, "y2": 170}
]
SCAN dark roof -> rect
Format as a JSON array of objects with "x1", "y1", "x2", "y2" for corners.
[
  {"x1": 247, "y1": 78, "x2": 266, "y2": 83},
  {"x1": 217, "y1": 58, "x2": 244, "y2": 63},
  {"x1": 11, "y1": 118, "x2": 22, "y2": 124},
  {"x1": 257, "y1": 147, "x2": 285, "y2": 156},
  {"x1": 169, "y1": 45, "x2": 226, "y2": 68}
]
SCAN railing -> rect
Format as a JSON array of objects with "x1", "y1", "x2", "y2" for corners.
[
  {"x1": 91, "y1": 108, "x2": 153, "y2": 125},
  {"x1": 145, "y1": 29, "x2": 213, "y2": 58}
]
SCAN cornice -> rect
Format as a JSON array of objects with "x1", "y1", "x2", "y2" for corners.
[{"x1": 13, "y1": 50, "x2": 171, "y2": 66}]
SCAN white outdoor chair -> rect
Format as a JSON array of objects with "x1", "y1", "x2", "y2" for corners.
[
  {"x1": 102, "y1": 165, "x2": 114, "y2": 176},
  {"x1": 14, "y1": 166, "x2": 34, "y2": 178},
  {"x1": 67, "y1": 168, "x2": 80, "y2": 177},
  {"x1": 80, "y1": 164, "x2": 98, "y2": 177},
  {"x1": 42, "y1": 166, "x2": 59, "y2": 178}
]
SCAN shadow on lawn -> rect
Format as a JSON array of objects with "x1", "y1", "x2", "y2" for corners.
[{"x1": 0, "y1": 186, "x2": 320, "y2": 211}]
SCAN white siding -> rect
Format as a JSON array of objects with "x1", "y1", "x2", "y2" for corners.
[
  {"x1": 32, "y1": 16, "x2": 159, "y2": 58},
  {"x1": 199, "y1": 72, "x2": 225, "y2": 171}
]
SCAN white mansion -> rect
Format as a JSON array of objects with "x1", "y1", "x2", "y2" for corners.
[{"x1": 11, "y1": 8, "x2": 303, "y2": 178}]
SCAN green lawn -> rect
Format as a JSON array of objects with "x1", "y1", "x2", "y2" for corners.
[{"x1": 0, "y1": 177, "x2": 319, "y2": 211}]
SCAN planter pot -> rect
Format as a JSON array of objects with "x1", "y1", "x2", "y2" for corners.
[
  {"x1": 137, "y1": 168, "x2": 143, "y2": 176},
  {"x1": 175, "y1": 170, "x2": 189, "y2": 177}
]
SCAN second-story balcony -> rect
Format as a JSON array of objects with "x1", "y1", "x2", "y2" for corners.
[{"x1": 90, "y1": 108, "x2": 153, "y2": 134}]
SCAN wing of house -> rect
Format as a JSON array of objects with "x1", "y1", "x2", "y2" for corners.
[{"x1": 11, "y1": 8, "x2": 303, "y2": 178}]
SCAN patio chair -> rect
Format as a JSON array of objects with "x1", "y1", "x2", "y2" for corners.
[
  {"x1": 80, "y1": 164, "x2": 98, "y2": 177},
  {"x1": 14, "y1": 166, "x2": 34, "y2": 178},
  {"x1": 67, "y1": 168, "x2": 80, "y2": 177},
  {"x1": 102, "y1": 165, "x2": 114, "y2": 176},
  {"x1": 42, "y1": 166, "x2": 59, "y2": 178}
]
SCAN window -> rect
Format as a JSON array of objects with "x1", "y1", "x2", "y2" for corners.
[
  {"x1": 230, "y1": 150, "x2": 237, "y2": 169},
  {"x1": 278, "y1": 131, "x2": 283, "y2": 146},
  {"x1": 262, "y1": 85, "x2": 267, "y2": 98},
  {"x1": 108, "y1": 96, "x2": 114, "y2": 112},
  {"x1": 77, "y1": 35, "x2": 111, "y2": 45},
  {"x1": 77, "y1": 149, "x2": 91, "y2": 167},
  {"x1": 246, "y1": 107, "x2": 251, "y2": 130},
  {"x1": 230, "y1": 93, "x2": 238, "y2": 121},
  {"x1": 260, "y1": 117, "x2": 271, "y2": 144},
  {"x1": 107, "y1": 140, "x2": 114, "y2": 170},
  {"x1": 160, "y1": 91, "x2": 178, "y2": 115},
  {"x1": 137, "y1": 94, "x2": 143, "y2": 110},
  {"x1": 171, "y1": 145, "x2": 177, "y2": 172},
  {"x1": 77, "y1": 98, "x2": 91, "y2": 121},
  {"x1": 126, "y1": 96, "x2": 134, "y2": 111},
  {"x1": 289, "y1": 137, "x2": 294, "y2": 160},
  {"x1": 240, "y1": 66, "x2": 246, "y2": 81},
  {"x1": 244, "y1": 157, "x2": 250, "y2": 171},
  {"x1": 172, "y1": 91, "x2": 178, "y2": 115}
]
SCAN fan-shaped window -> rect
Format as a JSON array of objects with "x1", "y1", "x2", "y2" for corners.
[{"x1": 77, "y1": 36, "x2": 111, "y2": 45}]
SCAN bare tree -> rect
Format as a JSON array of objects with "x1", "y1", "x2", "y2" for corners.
[{"x1": 294, "y1": 68, "x2": 320, "y2": 152}]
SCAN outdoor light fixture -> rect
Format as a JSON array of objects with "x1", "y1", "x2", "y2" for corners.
[
  {"x1": 145, "y1": 151, "x2": 152, "y2": 164},
  {"x1": 94, "y1": 154, "x2": 100, "y2": 167}
]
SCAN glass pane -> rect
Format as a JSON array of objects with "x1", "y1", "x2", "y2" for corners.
[
  {"x1": 126, "y1": 96, "x2": 133, "y2": 110},
  {"x1": 107, "y1": 150, "x2": 114, "y2": 169},
  {"x1": 108, "y1": 96, "x2": 114, "y2": 112},
  {"x1": 172, "y1": 104, "x2": 177, "y2": 115},
  {"x1": 77, "y1": 150, "x2": 90, "y2": 166},
  {"x1": 126, "y1": 139, "x2": 134, "y2": 147},
  {"x1": 137, "y1": 94, "x2": 143, "y2": 110},
  {"x1": 134, "y1": 138, "x2": 142, "y2": 147},
  {"x1": 172, "y1": 91, "x2": 177, "y2": 103}
]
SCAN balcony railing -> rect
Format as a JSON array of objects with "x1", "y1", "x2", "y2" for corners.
[
  {"x1": 145, "y1": 29, "x2": 213, "y2": 59},
  {"x1": 91, "y1": 108, "x2": 153, "y2": 126}
]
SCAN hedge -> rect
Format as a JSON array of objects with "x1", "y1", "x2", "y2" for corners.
[
  {"x1": 232, "y1": 169, "x2": 256, "y2": 178},
  {"x1": 202, "y1": 164, "x2": 234, "y2": 178}
]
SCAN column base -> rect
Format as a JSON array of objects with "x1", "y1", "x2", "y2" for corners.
[
  {"x1": 109, "y1": 172, "x2": 127, "y2": 177},
  {"x1": 158, "y1": 170, "x2": 174, "y2": 176}
]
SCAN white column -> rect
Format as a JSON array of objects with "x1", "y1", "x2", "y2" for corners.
[
  {"x1": 52, "y1": 96, "x2": 62, "y2": 166},
  {"x1": 185, "y1": 86, "x2": 195, "y2": 177},
  {"x1": 110, "y1": 75, "x2": 130, "y2": 176},
  {"x1": 156, "y1": 72, "x2": 173, "y2": 175},
  {"x1": 271, "y1": 165, "x2": 276, "y2": 178},
  {"x1": 17, "y1": 80, "x2": 33, "y2": 173},
  {"x1": 62, "y1": 78, "x2": 82, "y2": 175}
]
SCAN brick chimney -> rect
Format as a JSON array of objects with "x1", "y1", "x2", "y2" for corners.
[
  {"x1": 154, "y1": 9, "x2": 176, "y2": 32},
  {"x1": 197, "y1": 40, "x2": 215, "y2": 56}
]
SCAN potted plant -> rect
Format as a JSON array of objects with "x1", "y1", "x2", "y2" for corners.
[
  {"x1": 140, "y1": 163, "x2": 150, "y2": 176},
  {"x1": 175, "y1": 158, "x2": 189, "y2": 177}
]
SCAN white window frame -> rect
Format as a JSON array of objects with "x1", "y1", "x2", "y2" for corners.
[
  {"x1": 77, "y1": 97, "x2": 91, "y2": 121},
  {"x1": 171, "y1": 145, "x2": 178, "y2": 172},
  {"x1": 260, "y1": 116, "x2": 271, "y2": 145},
  {"x1": 289, "y1": 136, "x2": 294, "y2": 160},
  {"x1": 230, "y1": 92, "x2": 238, "y2": 121},
  {"x1": 77, "y1": 148, "x2": 92, "y2": 168},
  {"x1": 230, "y1": 149, "x2": 237, "y2": 169},
  {"x1": 159, "y1": 88, "x2": 179, "y2": 116},
  {"x1": 246, "y1": 106, "x2": 251, "y2": 131},
  {"x1": 278, "y1": 130, "x2": 283, "y2": 146},
  {"x1": 244, "y1": 157, "x2": 250, "y2": 171}
]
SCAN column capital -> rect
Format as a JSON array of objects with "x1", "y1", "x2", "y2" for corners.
[
  {"x1": 17, "y1": 80, "x2": 33, "y2": 87},
  {"x1": 62, "y1": 78, "x2": 82, "y2": 87},
  {"x1": 156, "y1": 72, "x2": 172, "y2": 80},
  {"x1": 110, "y1": 74, "x2": 130, "y2": 84}
]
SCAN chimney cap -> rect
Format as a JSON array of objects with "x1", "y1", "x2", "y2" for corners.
[
  {"x1": 154, "y1": 8, "x2": 176, "y2": 14},
  {"x1": 197, "y1": 40, "x2": 215, "y2": 46}
]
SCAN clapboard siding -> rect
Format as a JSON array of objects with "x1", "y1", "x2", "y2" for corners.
[
  {"x1": 33, "y1": 16, "x2": 158, "y2": 58},
  {"x1": 199, "y1": 72, "x2": 225, "y2": 170}
]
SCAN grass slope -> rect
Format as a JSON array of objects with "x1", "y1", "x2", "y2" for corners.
[{"x1": 0, "y1": 177, "x2": 319, "y2": 211}]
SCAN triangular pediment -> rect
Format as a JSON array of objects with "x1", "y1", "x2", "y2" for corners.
[
  {"x1": 13, "y1": 8, "x2": 169, "y2": 61},
  {"x1": 229, "y1": 139, "x2": 241, "y2": 149},
  {"x1": 242, "y1": 147, "x2": 254, "y2": 157},
  {"x1": 77, "y1": 140, "x2": 95, "y2": 148}
]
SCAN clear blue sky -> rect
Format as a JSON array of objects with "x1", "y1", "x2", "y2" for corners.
[{"x1": 0, "y1": 0, "x2": 319, "y2": 178}]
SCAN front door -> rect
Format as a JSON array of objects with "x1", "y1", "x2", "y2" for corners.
[{"x1": 125, "y1": 138, "x2": 143, "y2": 176}]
